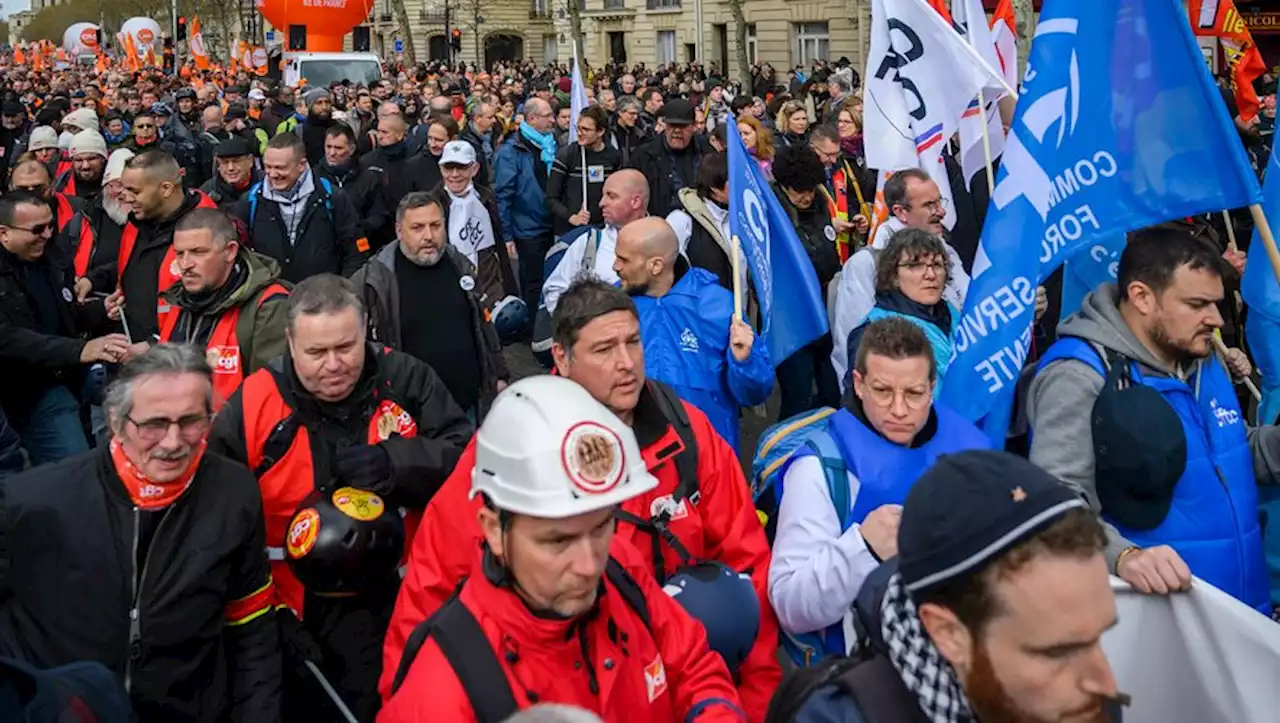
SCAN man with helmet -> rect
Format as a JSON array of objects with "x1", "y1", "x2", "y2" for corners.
[
  {"x1": 380, "y1": 375, "x2": 746, "y2": 722},
  {"x1": 209, "y1": 273, "x2": 471, "y2": 723},
  {"x1": 383, "y1": 278, "x2": 782, "y2": 721},
  {"x1": 352, "y1": 191, "x2": 511, "y2": 420}
]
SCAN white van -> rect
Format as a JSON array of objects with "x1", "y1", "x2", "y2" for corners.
[{"x1": 281, "y1": 52, "x2": 382, "y2": 89}]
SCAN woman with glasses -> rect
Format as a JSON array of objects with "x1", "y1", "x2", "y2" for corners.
[
  {"x1": 545, "y1": 105, "x2": 622, "y2": 239},
  {"x1": 844, "y1": 228, "x2": 958, "y2": 396},
  {"x1": 836, "y1": 106, "x2": 864, "y2": 164}
]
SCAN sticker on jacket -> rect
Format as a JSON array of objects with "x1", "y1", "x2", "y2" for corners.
[
  {"x1": 644, "y1": 655, "x2": 668, "y2": 702},
  {"x1": 650, "y1": 495, "x2": 689, "y2": 522},
  {"x1": 207, "y1": 346, "x2": 241, "y2": 375},
  {"x1": 373, "y1": 400, "x2": 418, "y2": 441},
  {"x1": 286, "y1": 508, "x2": 320, "y2": 559}
]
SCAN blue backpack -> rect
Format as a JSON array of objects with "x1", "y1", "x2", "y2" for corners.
[
  {"x1": 247, "y1": 177, "x2": 335, "y2": 229},
  {"x1": 751, "y1": 407, "x2": 856, "y2": 532}
]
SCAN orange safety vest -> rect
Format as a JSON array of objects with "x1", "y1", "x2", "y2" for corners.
[
  {"x1": 57, "y1": 172, "x2": 76, "y2": 201},
  {"x1": 240, "y1": 358, "x2": 423, "y2": 618},
  {"x1": 54, "y1": 192, "x2": 74, "y2": 233},
  {"x1": 157, "y1": 281, "x2": 289, "y2": 410},
  {"x1": 70, "y1": 212, "x2": 96, "y2": 277},
  {"x1": 819, "y1": 159, "x2": 872, "y2": 264},
  {"x1": 117, "y1": 192, "x2": 219, "y2": 314}
]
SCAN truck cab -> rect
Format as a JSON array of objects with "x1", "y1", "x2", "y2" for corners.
[{"x1": 279, "y1": 51, "x2": 382, "y2": 88}]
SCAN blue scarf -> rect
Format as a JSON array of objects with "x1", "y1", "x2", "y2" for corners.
[{"x1": 520, "y1": 121, "x2": 557, "y2": 167}]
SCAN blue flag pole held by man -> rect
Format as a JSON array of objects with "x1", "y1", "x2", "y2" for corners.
[
  {"x1": 942, "y1": 0, "x2": 1264, "y2": 444},
  {"x1": 725, "y1": 117, "x2": 829, "y2": 366}
]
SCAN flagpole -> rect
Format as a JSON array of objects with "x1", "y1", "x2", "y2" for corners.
[
  {"x1": 580, "y1": 143, "x2": 588, "y2": 219},
  {"x1": 1212, "y1": 332, "x2": 1263, "y2": 402},
  {"x1": 731, "y1": 234, "x2": 743, "y2": 321},
  {"x1": 977, "y1": 96, "x2": 996, "y2": 196},
  {"x1": 1222, "y1": 209, "x2": 1239, "y2": 253}
]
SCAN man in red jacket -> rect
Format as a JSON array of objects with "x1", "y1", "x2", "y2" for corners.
[
  {"x1": 379, "y1": 375, "x2": 744, "y2": 722},
  {"x1": 381, "y1": 278, "x2": 781, "y2": 720}
]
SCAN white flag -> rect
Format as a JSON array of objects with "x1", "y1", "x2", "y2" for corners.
[
  {"x1": 568, "y1": 46, "x2": 590, "y2": 145},
  {"x1": 863, "y1": 0, "x2": 1007, "y2": 228},
  {"x1": 953, "y1": 0, "x2": 1009, "y2": 186}
]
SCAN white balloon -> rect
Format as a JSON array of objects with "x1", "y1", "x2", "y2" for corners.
[
  {"x1": 120, "y1": 17, "x2": 163, "y2": 51},
  {"x1": 62, "y1": 22, "x2": 101, "y2": 55}
]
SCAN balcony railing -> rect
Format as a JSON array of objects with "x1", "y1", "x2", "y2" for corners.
[{"x1": 646, "y1": 0, "x2": 680, "y2": 9}]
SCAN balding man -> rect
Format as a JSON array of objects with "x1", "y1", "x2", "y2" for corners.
[
  {"x1": 494, "y1": 96, "x2": 556, "y2": 324},
  {"x1": 114, "y1": 149, "x2": 220, "y2": 344},
  {"x1": 362, "y1": 113, "x2": 425, "y2": 248},
  {"x1": 10, "y1": 157, "x2": 82, "y2": 243},
  {"x1": 614, "y1": 217, "x2": 772, "y2": 449},
  {"x1": 539, "y1": 169, "x2": 651, "y2": 316}
]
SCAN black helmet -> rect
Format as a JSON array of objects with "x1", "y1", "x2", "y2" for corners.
[
  {"x1": 175, "y1": 87, "x2": 197, "y2": 101},
  {"x1": 284, "y1": 486, "x2": 405, "y2": 596}
]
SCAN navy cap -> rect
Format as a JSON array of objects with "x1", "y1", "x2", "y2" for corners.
[{"x1": 899, "y1": 451, "x2": 1088, "y2": 597}]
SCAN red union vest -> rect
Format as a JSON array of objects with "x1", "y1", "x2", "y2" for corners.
[
  {"x1": 240, "y1": 355, "x2": 423, "y2": 618},
  {"x1": 156, "y1": 281, "x2": 289, "y2": 411},
  {"x1": 54, "y1": 192, "x2": 74, "y2": 233},
  {"x1": 70, "y1": 213, "x2": 97, "y2": 277},
  {"x1": 116, "y1": 191, "x2": 219, "y2": 313}
]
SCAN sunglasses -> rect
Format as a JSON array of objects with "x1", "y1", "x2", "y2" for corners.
[
  {"x1": 9, "y1": 222, "x2": 53, "y2": 236},
  {"x1": 135, "y1": 123, "x2": 156, "y2": 129}
]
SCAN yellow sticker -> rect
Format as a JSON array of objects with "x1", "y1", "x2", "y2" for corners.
[
  {"x1": 331, "y1": 487, "x2": 385, "y2": 522},
  {"x1": 286, "y1": 508, "x2": 320, "y2": 559}
]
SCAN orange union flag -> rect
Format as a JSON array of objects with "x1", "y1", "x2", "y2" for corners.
[{"x1": 1191, "y1": 0, "x2": 1268, "y2": 121}]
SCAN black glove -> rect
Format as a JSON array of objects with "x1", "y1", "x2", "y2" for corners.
[
  {"x1": 276, "y1": 607, "x2": 325, "y2": 667},
  {"x1": 335, "y1": 443, "x2": 393, "y2": 494}
]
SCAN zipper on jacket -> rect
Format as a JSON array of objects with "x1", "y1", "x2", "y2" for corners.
[{"x1": 123, "y1": 503, "x2": 174, "y2": 695}]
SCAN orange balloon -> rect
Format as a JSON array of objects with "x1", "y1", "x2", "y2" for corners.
[{"x1": 258, "y1": 0, "x2": 369, "y2": 52}]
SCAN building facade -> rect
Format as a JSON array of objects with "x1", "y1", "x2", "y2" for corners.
[
  {"x1": 8, "y1": 10, "x2": 36, "y2": 47},
  {"x1": 346, "y1": 0, "x2": 873, "y2": 74}
]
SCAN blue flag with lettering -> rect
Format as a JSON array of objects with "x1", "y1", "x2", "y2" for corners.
[
  {"x1": 942, "y1": 0, "x2": 1262, "y2": 442},
  {"x1": 726, "y1": 119, "x2": 828, "y2": 365},
  {"x1": 1059, "y1": 235, "x2": 1125, "y2": 323}
]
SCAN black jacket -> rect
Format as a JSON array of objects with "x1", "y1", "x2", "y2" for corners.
[
  {"x1": 315, "y1": 161, "x2": 389, "y2": 246},
  {"x1": 606, "y1": 120, "x2": 648, "y2": 168},
  {"x1": 352, "y1": 243, "x2": 511, "y2": 420},
  {"x1": 118, "y1": 190, "x2": 211, "y2": 341},
  {"x1": 545, "y1": 141, "x2": 623, "y2": 237},
  {"x1": 775, "y1": 183, "x2": 842, "y2": 293},
  {"x1": 361, "y1": 143, "x2": 432, "y2": 248},
  {"x1": 0, "y1": 449, "x2": 281, "y2": 722},
  {"x1": 200, "y1": 168, "x2": 261, "y2": 211},
  {"x1": 433, "y1": 183, "x2": 519, "y2": 301},
  {"x1": 628, "y1": 134, "x2": 707, "y2": 217},
  {"x1": 457, "y1": 125, "x2": 496, "y2": 184},
  {"x1": 233, "y1": 176, "x2": 366, "y2": 283},
  {"x1": 78, "y1": 200, "x2": 128, "y2": 294},
  {"x1": 0, "y1": 239, "x2": 104, "y2": 424}
]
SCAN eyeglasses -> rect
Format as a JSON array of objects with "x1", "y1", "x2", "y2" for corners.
[
  {"x1": 11, "y1": 185, "x2": 46, "y2": 195},
  {"x1": 898, "y1": 260, "x2": 947, "y2": 275},
  {"x1": 909, "y1": 198, "x2": 949, "y2": 214},
  {"x1": 126, "y1": 413, "x2": 211, "y2": 443},
  {"x1": 135, "y1": 123, "x2": 156, "y2": 130},
  {"x1": 9, "y1": 221, "x2": 54, "y2": 236},
  {"x1": 863, "y1": 385, "x2": 932, "y2": 410}
]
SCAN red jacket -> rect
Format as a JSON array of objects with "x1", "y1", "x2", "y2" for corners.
[
  {"x1": 380, "y1": 385, "x2": 781, "y2": 721},
  {"x1": 378, "y1": 541, "x2": 745, "y2": 722}
]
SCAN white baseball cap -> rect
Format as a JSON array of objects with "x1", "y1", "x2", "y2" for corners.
[
  {"x1": 471, "y1": 376, "x2": 658, "y2": 519},
  {"x1": 248, "y1": 88, "x2": 266, "y2": 101},
  {"x1": 438, "y1": 140, "x2": 476, "y2": 167}
]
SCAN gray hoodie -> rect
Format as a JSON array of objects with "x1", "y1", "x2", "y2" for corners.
[{"x1": 1027, "y1": 283, "x2": 1280, "y2": 569}]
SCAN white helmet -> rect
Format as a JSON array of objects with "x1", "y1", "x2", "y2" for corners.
[{"x1": 471, "y1": 376, "x2": 658, "y2": 518}]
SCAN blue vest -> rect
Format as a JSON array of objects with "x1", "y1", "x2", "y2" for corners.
[
  {"x1": 1037, "y1": 338, "x2": 1270, "y2": 614},
  {"x1": 778, "y1": 404, "x2": 991, "y2": 663},
  {"x1": 863, "y1": 302, "x2": 957, "y2": 398}
]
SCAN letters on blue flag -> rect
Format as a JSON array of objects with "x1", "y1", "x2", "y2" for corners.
[
  {"x1": 1059, "y1": 235, "x2": 1125, "y2": 323},
  {"x1": 942, "y1": 0, "x2": 1262, "y2": 442},
  {"x1": 726, "y1": 119, "x2": 828, "y2": 365}
]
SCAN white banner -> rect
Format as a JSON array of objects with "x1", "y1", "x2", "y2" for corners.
[{"x1": 1103, "y1": 577, "x2": 1280, "y2": 723}]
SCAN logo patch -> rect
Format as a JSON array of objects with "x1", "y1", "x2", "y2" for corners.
[
  {"x1": 372, "y1": 400, "x2": 418, "y2": 441},
  {"x1": 587, "y1": 164, "x2": 605, "y2": 183},
  {"x1": 644, "y1": 655, "x2": 668, "y2": 702},
  {"x1": 206, "y1": 345, "x2": 240, "y2": 375},
  {"x1": 459, "y1": 275, "x2": 476, "y2": 292},
  {"x1": 169, "y1": 258, "x2": 181, "y2": 277},
  {"x1": 824, "y1": 225, "x2": 837, "y2": 241},
  {"x1": 286, "y1": 508, "x2": 320, "y2": 559},
  {"x1": 679, "y1": 327, "x2": 699, "y2": 353},
  {"x1": 561, "y1": 421, "x2": 625, "y2": 495},
  {"x1": 62, "y1": 287, "x2": 73, "y2": 302},
  {"x1": 649, "y1": 495, "x2": 689, "y2": 521},
  {"x1": 332, "y1": 487, "x2": 386, "y2": 522}
]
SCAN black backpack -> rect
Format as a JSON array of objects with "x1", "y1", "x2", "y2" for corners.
[
  {"x1": 387, "y1": 558, "x2": 651, "y2": 722},
  {"x1": 612, "y1": 381, "x2": 702, "y2": 583}
]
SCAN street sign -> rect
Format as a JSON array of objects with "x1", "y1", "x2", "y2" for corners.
[{"x1": 395, "y1": 38, "x2": 404, "y2": 53}]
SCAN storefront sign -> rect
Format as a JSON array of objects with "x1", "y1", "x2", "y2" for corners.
[{"x1": 1244, "y1": 12, "x2": 1280, "y2": 33}]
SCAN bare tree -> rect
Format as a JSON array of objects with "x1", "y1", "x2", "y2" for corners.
[
  {"x1": 727, "y1": 0, "x2": 751, "y2": 91},
  {"x1": 390, "y1": 0, "x2": 417, "y2": 64},
  {"x1": 566, "y1": 0, "x2": 584, "y2": 65},
  {"x1": 1012, "y1": 0, "x2": 1036, "y2": 79}
]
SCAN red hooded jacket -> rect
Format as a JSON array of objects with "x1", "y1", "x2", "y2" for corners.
[
  {"x1": 378, "y1": 541, "x2": 745, "y2": 722},
  {"x1": 380, "y1": 384, "x2": 781, "y2": 721}
]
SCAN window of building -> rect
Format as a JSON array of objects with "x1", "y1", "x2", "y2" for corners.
[
  {"x1": 794, "y1": 22, "x2": 829, "y2": 66},
  {"x1": 647, "y1": 0, "x2": 681, "y2": 9},
  {"x1": 746, "y1": 23, "x2": 758, "y2": 66},
  {"x1": 657, "y1": 30, "x2": 676, "y2": 64},
  {"x1": 543, "y1": 34, "x2": 558, "y2": 63}
]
